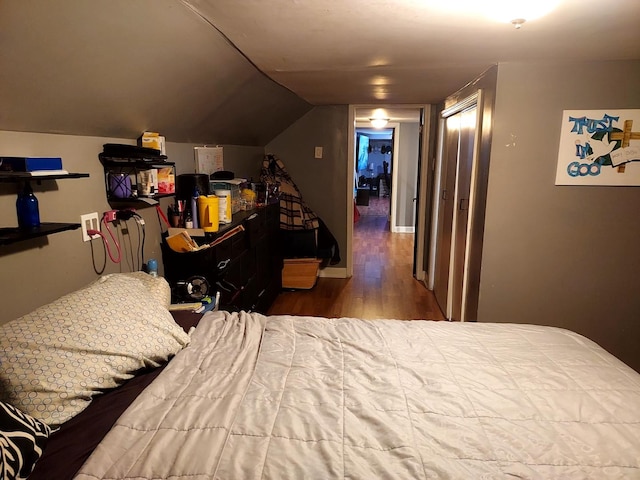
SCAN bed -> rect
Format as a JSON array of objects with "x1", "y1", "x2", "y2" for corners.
[{"x1": 1, "y1": 274, "x2": 639, "y2": 479}]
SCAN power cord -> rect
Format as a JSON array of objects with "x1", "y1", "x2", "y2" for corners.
[
  {"x1": 87, "y1": 212, "x2": 122, "y2": 264},
  {"x1": 131, "y1": 211, "x2": 146, "y2": 267}
]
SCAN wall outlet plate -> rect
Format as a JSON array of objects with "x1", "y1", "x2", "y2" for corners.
[{"x1": 81, "y1": 212, "x2": 100, "y2": 241}]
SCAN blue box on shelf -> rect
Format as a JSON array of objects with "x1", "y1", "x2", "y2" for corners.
[{"x1": 0, "y1": 157, "x2": 63, "y2": 172}]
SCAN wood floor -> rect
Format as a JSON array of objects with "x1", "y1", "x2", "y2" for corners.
[{"x1": 268, "y1": 198, "x2": 446, "y2": 320}]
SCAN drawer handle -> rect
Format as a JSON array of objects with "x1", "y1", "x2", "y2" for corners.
[{"x1": 217, "y1": 259, "x2": 231, "y2": 270}]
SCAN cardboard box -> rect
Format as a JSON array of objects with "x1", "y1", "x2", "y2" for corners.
[
  {"x1": 157, "y1": 167, "x2": 175, "y2": 194},
  {"x1": 282, "y1": 258, "x2": 322, "y2": 289},
  {"x1": 138, "y1": 132, "x2": 166, "y2": 155}
]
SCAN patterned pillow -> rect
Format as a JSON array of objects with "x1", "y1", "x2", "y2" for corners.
[
  {"x1": 0, "y1": 401, "x2": 52, "y2": 480},
  {"x1": 92, "y1": 271, "x2": 172, "y2": 308},
  {"x1": 0, "y1": 274, "x2": 190, "y2": 427}
]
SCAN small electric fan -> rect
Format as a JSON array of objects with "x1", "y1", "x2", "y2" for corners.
[{"x1": 175, "y1": 276, "x2": 210, "y2": 301}]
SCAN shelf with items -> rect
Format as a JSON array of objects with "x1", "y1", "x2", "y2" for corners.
[
  {"x1": 99, "y1": 157, "x2": 176, "y2": 208},
  {"x1": 0, "y1": 172, "x2": 89, "y2": 245}
]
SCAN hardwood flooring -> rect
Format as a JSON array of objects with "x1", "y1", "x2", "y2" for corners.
[{"x1": 268, "y1": 198, "x2": 445, "y2": 320}]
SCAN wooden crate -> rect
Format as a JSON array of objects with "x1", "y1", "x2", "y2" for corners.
[{"x1": 282, "y1": 258, "x2": 322, "y2": 289}]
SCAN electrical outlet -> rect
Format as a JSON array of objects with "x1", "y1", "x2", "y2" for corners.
[
  {"x1": 314, "y1": 146, "x2": 323, "y2": 159},
  {"x1": 81, "y1": 212, "x2": 100, "y2": 242}
]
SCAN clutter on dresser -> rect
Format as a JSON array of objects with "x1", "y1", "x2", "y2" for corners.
[{"x1": 161, "y1": 203, "x2": 281, "y2": 313}]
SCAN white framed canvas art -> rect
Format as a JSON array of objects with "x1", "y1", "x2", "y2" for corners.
[{"x1": 555, "y1": 109, "x2": 640, "y2": 186}]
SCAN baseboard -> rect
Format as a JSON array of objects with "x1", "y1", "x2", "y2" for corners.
[
  {"x1": 391, "y1": 226, "x2": 415, "y2": 234},
  {"x1": 318, "y1": 267, "x2": 348, "y2": 278}
]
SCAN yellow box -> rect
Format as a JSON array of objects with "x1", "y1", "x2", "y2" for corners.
[
  {"x1": 139, "y1": 132, "x2": 165, "y2": 155},
  {"x1": 282, "y1": 258, "x2": 322, "y2": 289}
]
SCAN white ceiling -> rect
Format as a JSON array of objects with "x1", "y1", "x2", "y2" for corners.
[{"x1": 185, "y1": 0, "x2": 640, "y2": 105}]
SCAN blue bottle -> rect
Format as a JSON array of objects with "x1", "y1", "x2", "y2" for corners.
[
  {"x1": 147, "y1": 258, "x2": 158, "y2": 277},
  {"x1": 16, "y1": 182, "x2": 40, "y2": 229}
]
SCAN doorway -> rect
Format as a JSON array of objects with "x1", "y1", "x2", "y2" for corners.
[
  {"x1": 346, "y1": 105, "x2": 429, "y2": 280},
  {"x1": 355, "y1": 128, "x2": 393, "y2": 225}
]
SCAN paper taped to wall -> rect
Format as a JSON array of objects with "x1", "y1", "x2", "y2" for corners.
[{"x1": 194, "y1": 146, "x2": 224, "y2": 177}]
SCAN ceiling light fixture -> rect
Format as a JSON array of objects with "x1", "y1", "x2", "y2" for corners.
[
  {"x1": 370, "y1": 108, "x2": 390, "y2": 129},
  {"x1": 510, "y1": 18, "x2": 526, "y2": 29},
  {"x1": 482, "y1": 0, "x2": 561, "y2": 26},
  {"x1": 370, "y1": 117, "x2": 389, "y2": 129}
]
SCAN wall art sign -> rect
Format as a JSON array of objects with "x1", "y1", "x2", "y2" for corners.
[{"x1": 555, "y1": 109, "x2": 640, "y2": 186}]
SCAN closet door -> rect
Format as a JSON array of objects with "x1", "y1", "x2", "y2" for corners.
[
  {"x1": 449, "y1": 106, "x2": 476, "y2": 321},
  {"x1": 433, "y1": 104, "x2": 478, "y2": 321},
  {"x1": 433, "y1": 114, "x2": 460, "y2": 316}
]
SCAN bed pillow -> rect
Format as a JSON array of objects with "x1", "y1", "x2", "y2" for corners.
[
  {"x1": 0, "y1": 274, "x2": 190, "y2": 427},
  {"x1": 93, "y1": 271, "x2": 172, "y2": 308},
  {"x1": 0, "y1": 400, "x2": 52, "y2": 480}
]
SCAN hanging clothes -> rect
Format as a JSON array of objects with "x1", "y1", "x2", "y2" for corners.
[
  {"x1": 261, "y1": 154, "x2": 319, "y2": 231},
  {"x1": 261, "y1": 154, "x2": 340, "y2": 265}
]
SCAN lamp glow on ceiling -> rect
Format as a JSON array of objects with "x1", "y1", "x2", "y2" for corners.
[{"x1": 426, "y1": 0, "x2": 561, "y2": 26}]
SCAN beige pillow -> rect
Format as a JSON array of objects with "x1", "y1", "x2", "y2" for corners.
[
  {"x1": 93, "y1": 271, "x2": 172, "y2": 308},
  {"x1": 0, "y1": 274, "x2": 190, "y2": 426}
]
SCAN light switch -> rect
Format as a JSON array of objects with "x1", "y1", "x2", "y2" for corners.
[{"x1": 314, "y1": 146, "x2": 323, "y2": 159}]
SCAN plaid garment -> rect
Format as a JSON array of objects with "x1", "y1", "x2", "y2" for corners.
[{"x1": 261, "y1": 154, "x2": 320, "y2": 231}]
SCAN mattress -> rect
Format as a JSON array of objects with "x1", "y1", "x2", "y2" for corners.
[{"x1": 74, "y1": 311, "x2": 640, "y2": 479}]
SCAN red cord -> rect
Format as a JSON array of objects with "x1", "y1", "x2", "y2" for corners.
[{"x1": 87, "y1": 215, "x2": 122, "y2": 263}]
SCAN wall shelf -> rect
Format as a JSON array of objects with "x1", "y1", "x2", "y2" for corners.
[
  {"x1": 0, "y1": 172, "x2": 89, "y2": 245},
  {"x1": 0, "y1": 223, "x2": 81, "y2": 245},
  {"x1": 0, "y1": 172, "x2": 89, "y2": 182},
  {"x1": 100, "y1": 158, "x2": 175, "y2": 208}
]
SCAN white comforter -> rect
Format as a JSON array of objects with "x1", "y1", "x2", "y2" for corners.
[{"x1": 76, "y1": 312, "x2": 640, "y2": 479}]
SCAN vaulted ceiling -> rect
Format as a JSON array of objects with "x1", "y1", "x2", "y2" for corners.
[{"x1": 1, "y1": 1, "x2": 638, "y2": 145}]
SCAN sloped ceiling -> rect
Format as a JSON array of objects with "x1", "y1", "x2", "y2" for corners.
[
  {"x1": 0, "y1": 1, "x2": 311, "y2": 146},
  {"x1": 1, "y1": 1, "x2": 638, "y2": 145},
  {"x1": 187, "y1": 0, "x2": 640, "y2": 105}
]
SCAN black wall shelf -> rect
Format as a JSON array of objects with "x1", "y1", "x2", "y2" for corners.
[
  {"x1": 0, "y1": 223, "x2": 81, "y2": 246},
  {"x1": 0, "y1": 172, "x2": 89, "y2": 182},
  {"x1": 0, "y1": 172, "x2": 89, "y2": 245},
  {"x1": 100, "y1": 158, "x2": 175, "y2": 209}
]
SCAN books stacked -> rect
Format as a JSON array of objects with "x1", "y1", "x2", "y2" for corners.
[{"x1": 0, "y1": 157, "x2": 68, "y2": 176}]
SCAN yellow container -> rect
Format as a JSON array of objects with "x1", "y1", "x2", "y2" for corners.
[{"x1": 198, "y1": 195, "x2": 219, "y2": 233}]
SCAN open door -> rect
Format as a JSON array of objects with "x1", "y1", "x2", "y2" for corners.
[{"x1": 433, "y1": 113, "x2": 461, "y2": 317}]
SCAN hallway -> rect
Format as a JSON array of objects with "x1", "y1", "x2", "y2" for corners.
[{"x1": 268, "y1": 198, "x2": 445, "y2": 320}]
